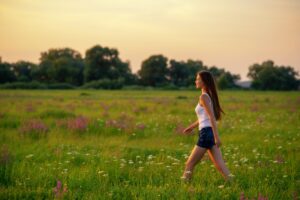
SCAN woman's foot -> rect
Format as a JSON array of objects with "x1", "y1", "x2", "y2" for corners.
[{"x1": 181, "y1": 170, "x2": 192, "y2": 182}]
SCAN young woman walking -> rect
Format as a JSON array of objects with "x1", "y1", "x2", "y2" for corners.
[{"x1": 181, "y1": 70, "x2": 232, "y2": 181}]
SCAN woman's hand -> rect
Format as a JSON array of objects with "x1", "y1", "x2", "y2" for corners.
[
  {"x1": 182, "y1": 126, "x2": 194, "y2": 135},
  {"x1": 214, "y1": 137, "x2": 222, "y2": 147}
]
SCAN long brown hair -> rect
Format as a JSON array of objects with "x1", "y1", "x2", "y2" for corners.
[{"x1": 198, "y1": 70, "x2": 224, "y2": 120}]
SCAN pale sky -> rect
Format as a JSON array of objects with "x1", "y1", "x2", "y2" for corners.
[{"x1": 1, "y1": 0, "x2": 300, "y2": 80}]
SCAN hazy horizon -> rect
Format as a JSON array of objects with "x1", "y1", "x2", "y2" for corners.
[{"x1": 1, "y1": 0, "x2": 300, "y2": 81}]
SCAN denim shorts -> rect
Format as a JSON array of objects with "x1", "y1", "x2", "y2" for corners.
[{"x1": 196, "y1": 126, "x2": 215, "y2": 149}]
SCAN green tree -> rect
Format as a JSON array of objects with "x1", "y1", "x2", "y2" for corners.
[
  {"x1": 33, "y1": 48, "x2": 84, "y2": 85},
  {"x1": 208, "y1": 67, "x2": 240, "y2": 89},
  {"x1": 217, "y1": 72, "x2": 240, "y2": 89},
  {"x1": 208, "y1": 66, "x2": 225, "y2": 77},
  {"x1": 168, "y1": 59, "x2": 207, "y2": 87},
  {"x1": 138, "y1": 55, "x2": 168, "y2": 86},
  {"x1": 11, "y1": 61, "x2": 37, "y2": 82},
  {"x1": 168, "y1": 60, "x2": 189, "y2": 86},
  {"x1": 185, "y1": 60, "x2": 207, "y2": 86},
  {"x1": 0, "y1": 62, "x2": 16, "y2": 83},
  {"x1": 247, "y1": 60, "x2": 299, "y2": 90},
  {"x1": 84, "y1": 45, "x2": 132, "y2": 84}
]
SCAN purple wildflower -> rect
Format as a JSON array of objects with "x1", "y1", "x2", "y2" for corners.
[
  {"x1": 19, "y1": 119, "x2": 48, "y2": 138},
  {"x1": 136, "y1": 123, "x2": 146, "y2": 131},
  {"x1": 67, "y1": 116, "x2": 89, "y2": 132},
  {"x1": 53, "y1": 180, "x2": 68, "y2": 198}
]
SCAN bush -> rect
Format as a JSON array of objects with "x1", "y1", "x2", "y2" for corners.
[
  {"x1": 158, "y1": 83, "x2": 179, "y2": 90},
  {"x1": 0, "y1": 81, "x2": 75, "y2": 89},
  {"x1": 0, "y1": 81, "x2": 47, "y2": 89},
  {"x1": 47, "y1": 83, "x2": 75, "y2": 89},
  {"x1": 81, "y1": 78, "x2": 124, "y2": 89},
  {"x1": 123, "y1": 85, "x2": 146, "y2": 90}
]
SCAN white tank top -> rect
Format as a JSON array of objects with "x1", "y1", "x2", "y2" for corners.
[{"x1": 195, "y1": 93, "x2": 213, "y2": 130}]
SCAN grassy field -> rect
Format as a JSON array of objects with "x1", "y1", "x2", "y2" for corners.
[{"x1": 0, "y1": 90, "x2": 299, "y2": 199}]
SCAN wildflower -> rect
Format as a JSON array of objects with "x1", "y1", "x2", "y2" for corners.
[
  {"x1": 25, "y1": 154, "x2": 34, "y2": 158},
  {"x1": 147, "y1": 155, "x2": 153, "y2": 160},
  {"x1": 240, "y1": 192, "x2": 245, "y2": 200},
  {"x1": 136, "y1": 123, "x2": 146, "y2": 131},
  {"x1": 218, "y1": 185, "x2": 224, "y2": 189},
  {"x1": 19, "y1": 119, "x2": 48, "y2": 138},
  {"x1": 53, "y1": 180, "x2": 68, "y2": 198},
  {"x1": 183, "y1": 154, "x2": 189, "y2": 159},
  {"x1": 67, "y1": 116, "x2": 89, "y2": 132}
]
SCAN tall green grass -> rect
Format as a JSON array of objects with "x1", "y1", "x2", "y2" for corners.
[{"x1": 0, "y1": 90, "x2": 299, "y2": 199}]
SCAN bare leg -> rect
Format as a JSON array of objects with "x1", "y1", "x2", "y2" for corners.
[
  {"x1": 207, "y1": 145, "x2": 231, "y2": 180},
  {"x1": 182, "y1": 145, "x2": 207, "y2": 180}
]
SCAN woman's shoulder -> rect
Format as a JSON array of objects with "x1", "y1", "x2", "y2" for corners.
[
  {"x1": 199, "y1": 93, "x2": 211, "y2": 103},
  {"x1": 200, "y1": 93, "x2": 210, "y2": 98}
]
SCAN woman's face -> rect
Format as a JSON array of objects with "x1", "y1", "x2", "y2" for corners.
[{"x1": 195, "y1": 74, "x2": 204, "y2": 89}]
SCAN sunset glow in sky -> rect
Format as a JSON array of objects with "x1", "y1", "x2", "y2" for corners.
[{"x1": 1, "y1": 0, "x2": 299, "y2": 80}]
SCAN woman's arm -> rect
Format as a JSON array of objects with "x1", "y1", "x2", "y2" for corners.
[
  {"x1": 183, "y1": 120, "x2": 199, "y2": 134},
  {"x1": 200, "y1": 95, "x2": 222, "y2": 147}
]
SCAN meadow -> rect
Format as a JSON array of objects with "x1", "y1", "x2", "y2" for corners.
[{"x1": 0, "y1": 90, "x2": 299, "y2": 199}]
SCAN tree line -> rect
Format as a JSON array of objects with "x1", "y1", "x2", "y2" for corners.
[{"x1": 0, "y1": 45, "x2": 299, "y2": 90}]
